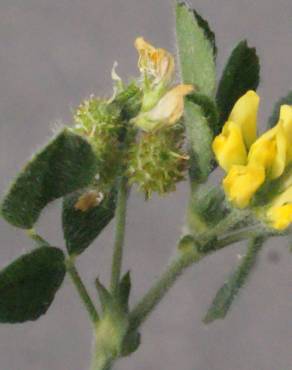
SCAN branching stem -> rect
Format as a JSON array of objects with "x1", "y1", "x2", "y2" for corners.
[
  {"x1": 129, "y1": 249, "x2": 201, "y2": 331},
  {"x1": 129, "y1": 229, "x2": 269, "y2": 331}
]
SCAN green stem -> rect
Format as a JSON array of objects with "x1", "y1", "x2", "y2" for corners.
[
  {"x1": 205, "y1": 208, "x2": 249, "y2": 239},
  {"x1": 208, "y1": 228, "x2": 265, "y2": 252},
  {"x1": 66, "y1": 257, "x2": 99, "y2": 324},
  {"x1": 129, "y1": 229, "x2": 264, "y2": 331},
  {"x1": 110, "y1": 177, "x2": 128, "y2": 294},
  {"x1": 26, "y1": 228, "x2": 51, "y2": 248},
  {"x1": 90, "y1": 343, "x2": 113, "y2": 370},
  {"x1": 129, "y1": 249, "x2": 201, "y2": 331}
]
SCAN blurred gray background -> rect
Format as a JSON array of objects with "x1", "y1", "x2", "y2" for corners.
[{"x1": 0, "y1": 0, "x2": 291, "y2": 369}]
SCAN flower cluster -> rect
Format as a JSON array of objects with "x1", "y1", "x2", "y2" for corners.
[
  {"x1": 213, "y1": 90, "x2": 292, "y2": 230},
  {"x1": 71, "y1": 38, "x2": 192, "y2": 198}
]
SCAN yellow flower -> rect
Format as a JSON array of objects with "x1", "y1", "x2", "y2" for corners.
[
  {"x1": 212, "y1": 121, "x2": 247, "y2": 172},
  {"x1": 228, "y1": 90, "x2": 259, "y2": 148},
  {"x1": 135, "y1": 37, "x2": 174, "y2": 87},
  {"x1": 223, "y1": 164, "x2": 265, "y2": 208},
  {"x1": 213, "y1": 90, "x2": 292, "y2": 223},
  {"x1": 266, "y1": 186, "x2": 292, "y2": 230},
  {"x1": 267, "y1": 204, "x2": 292, "y2": 230},
  {"x1": 212, "y1": 90, "x2": 259, "y2": 171},
  {"x1": 279, "y1": 104, "x2": 292, "y2": 162},
  {"x1": 133, "y1": 84, "x2": 193, "y2": 132},
  {"x1": 248, "y1": 123, "x2": 287, "y2": 179}
]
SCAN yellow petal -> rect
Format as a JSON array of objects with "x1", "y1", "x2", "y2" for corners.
[
  {"x1": 133, "y1": 84, "x2": 193, "y2": 131},
  {"x1": 280, "y1": 104, "x2": 292, "y2": 133},
  {"x1": 248, "y1": 124, "x2": 286, "y2": 179},
  {"x1": 228, "y1": 90, "x2": 260, "y2": 148},
  {"x1": 270, "y1": 185, "x2": 292, "y2": 208},
  {"x1": 212, "y1": 121, "x2": 247, "y2": 172},
  {"x1": 267, "y1": 204, "x2": 292, "y2": 230},
  {"x1": 266, "y1": 183, "x2": 292, "y2": 230},
  {"x1": 279, "y1": 105, "x2": 292, "y2": 162},
  {"x1": 223, "y1": 164, "x2": 265, "y2": 208}
]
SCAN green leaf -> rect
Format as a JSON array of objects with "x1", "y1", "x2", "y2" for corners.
[
  {"x1": 0, "y1": 247, "x2": 65, "y2": 323},
  {"x1": 176, "y1": 2, "x2": 216, "y2": 96},
  {"x1": 117, "y1": 271, "x2": 131, "y2": 311},
  {"x1": 184, "y1": 98, "x2": 214, "y2": 182},
  {"x1": 216, "y1": 40, "x2": 260, "y2": 126},
  {"x1": 1, "y1": 129, "x2": 98, "y2": 229},
  {"x1": 187, "y1": 93, "x2": 219, "y2": 135},
  {"x1": 62, "y1": 188, "x2": 116, "y2": 256},
  {"x1": 192, "y1": 9, "x2": 217, "y2": 57},
  {"x1": 204, "y1": 236, "x2": 264, "y2": 324},
  {"x1": 268, "y1": 91, "x2": 292, "y2": 128}
]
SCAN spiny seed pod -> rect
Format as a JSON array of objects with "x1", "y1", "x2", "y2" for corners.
[
  {"x1": 126, "y1": 125, "x2": 188, "y2": 198},
  {"x1": 74, "y1": 97, "x2": 122, "y2": 155},
  {"x1": 72, "y1": 97, "x2": 124, "y2": 191}
]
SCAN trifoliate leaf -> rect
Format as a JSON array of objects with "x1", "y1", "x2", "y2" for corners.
[
  {"x1": 176, "y1": 2, "x2": 216, "y2": 96},
  {"x1": 216, "y1": 40, "x2": 260, "y2": 126},
  {"x1": 62, "y1": 188, "x2": 117, "y2": 256},
  {"x1": 204, "y1": 236, "x2": 264, "y2": 323},
  {"x1": 268, "y1": 91, "x2": 292, "y2": 128},
  {"x1": 1, "y1": 129, "x2": 98, "y2": 229},
  {"x1": 0, "y1": 247, "x2": 65, "y2": 323}
]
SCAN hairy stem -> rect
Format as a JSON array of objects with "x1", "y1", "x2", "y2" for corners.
[
  {"x1": 129, "y1": 229, "x2": 265, "y2": 331},
  {"x1": 66, "y1": 257, "x2": 99, "y2": 324},
  {"x1": 90, "y1": 344, "x2": 113, "y2": 370},
  {"x1": 215, "y1": 229, "x2": 266, "y2": 250},
  {"x1": 110, "y1": 177, "x2": 128, "y2": 294},
  {"x1": 129, "y1": 248, "x2": 201, "y2": 331}
]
